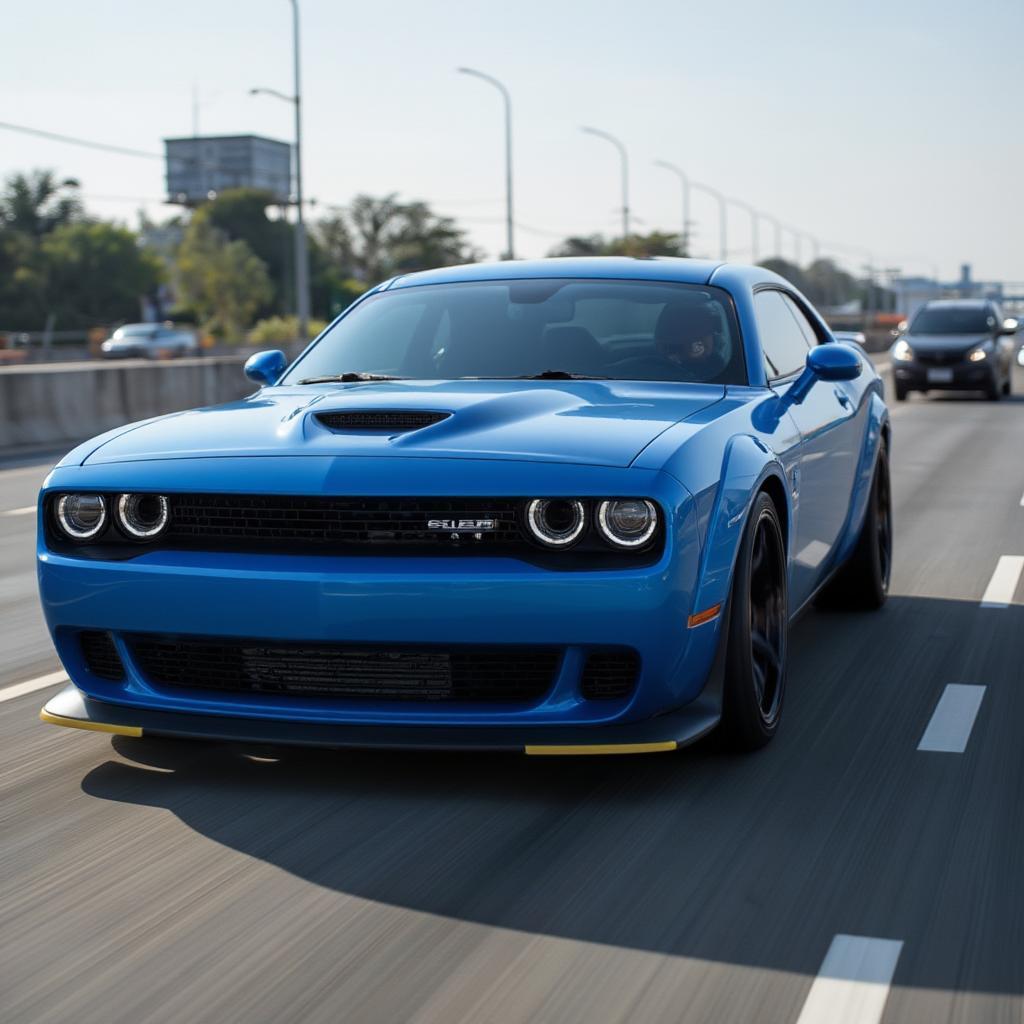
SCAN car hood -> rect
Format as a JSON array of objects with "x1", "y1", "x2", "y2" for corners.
[
  {"x1": 903, "y1": 332, "x2": 990, "y2": 353},
  {"x1": 82, "y1": 379, "x2": 726, "y2": 468}
]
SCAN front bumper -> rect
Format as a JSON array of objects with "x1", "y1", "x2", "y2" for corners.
[
  {"x1": 893, "y1": 359, "x2": 996, "y2": 391},
  {"x1": 38, "y1": 457, "x2": 724, "y2": 745}
]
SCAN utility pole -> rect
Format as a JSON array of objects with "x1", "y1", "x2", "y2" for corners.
[
  {"x1": 457, "y1": 68, "x2": 514, "y2": 259},
  {"x1": 582, "y1": 126, "x2": 630, "y2": 240},
  {"x1": 653, "y1": 160, "x2": 691, "y2": 254}
]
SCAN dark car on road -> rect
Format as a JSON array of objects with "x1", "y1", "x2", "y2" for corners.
[{"x1": 890, "y1": 299, "x2": 1016, "y2": 401}]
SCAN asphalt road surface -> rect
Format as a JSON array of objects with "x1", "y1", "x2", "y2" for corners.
[{"x1": 3, "y1": 366, "x2": 1023, "y2": 1024}]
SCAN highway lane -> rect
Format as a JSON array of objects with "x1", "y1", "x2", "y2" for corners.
[{"x1": 2, "y1": 368, "x2": 1023, "y2": 1024}]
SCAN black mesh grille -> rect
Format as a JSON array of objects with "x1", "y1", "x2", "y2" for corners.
[
  {"x1": 580, "y1": 649, "x2": 640, "y2": 700},
  {"x1": 80, "y1": 631, "x2": 125, "y2": 680},
  {"x1": 914, "y1": 349, "x2": 969, "y2": 366},
  {"x1": 166, "y1": 495, "x2": 522, "y2": 549},
  {"x1": 129, "y1": 634, "x2": 561, "y2": 703},
  {"x1": 316, "y1": 410, "x2": 451, "y2": 431}
]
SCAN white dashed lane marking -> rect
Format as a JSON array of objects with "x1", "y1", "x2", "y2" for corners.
[
  {"x1": 795, "y1": 935, "x2": 903, "y2": 1024},
  {"x1": 980, "y1": 556, "x2": 1024, "y2": 608},
  {"x1": 1, "y1": 506, "x2": 35, "y2": 517},
  {"x1": 0, "y1": 670, "x2": 68, "y2": 703},
  {"x1": 917, "y1": 685, "x2": 986, "y2": 753}
]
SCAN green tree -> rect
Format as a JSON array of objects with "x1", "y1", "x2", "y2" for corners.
[
  {"x1": 548, "y1": 231, "x2": 684, "y2": 258},
  {"x1": 176, "y1": 219, "x2": 272, "y2": 340},
  {"x1": 315, "y1": 194, "x2": 480, "y2": 287},
  {"x1": 41, "y1": 222, "x2": 162, "y2": 329},
  {"x1": 758, "y1": 257, "x2": 809, "y2": 294},
  {"x1": 191, "y1": 188, "x2": 291, "y2": 315},
  {"x1": 0, "y1": 170, "x2": 83, "y2": 237}
]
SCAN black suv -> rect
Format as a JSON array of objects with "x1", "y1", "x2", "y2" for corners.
[{"x1": 890, "y1": 299, "x2": 1017, "y2": 401}]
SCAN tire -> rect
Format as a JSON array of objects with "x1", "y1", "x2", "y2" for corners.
[
  {"x1": 894, "y1": 383, "x2": 908, "y2": 402},
  {"x1": 1003, "y1": 373, "x2": 1011, "y2": 396},
  {"x1": 817, "y1": 446, "x2": 892, "y2": 611},
  {"x1": 720, "y1": 492, "x2": 788, "y2": 751},
  {"x1": 986, "y1": 376, "x2": 1001, "y2": 401}
]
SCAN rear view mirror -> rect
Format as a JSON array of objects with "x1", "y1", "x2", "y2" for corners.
[{"x1": 245, "y1": 349, "x2": 287, "y2": 386}]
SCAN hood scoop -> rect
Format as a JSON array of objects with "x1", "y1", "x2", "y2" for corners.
[{"x1": 315, "y1": 410, "x2": 452, "y2": 433}]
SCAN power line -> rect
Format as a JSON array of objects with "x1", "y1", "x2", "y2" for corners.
[{"x1": 0, "y1": 120, "x2": 162, "y2": 160}]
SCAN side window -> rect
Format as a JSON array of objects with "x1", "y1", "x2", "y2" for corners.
[
  {"x1": 779, "y1": 294, "x2": 821, "y2": 348},
  {"x1": 754, "y1": 290, "x2": 811, "y2": 378}
]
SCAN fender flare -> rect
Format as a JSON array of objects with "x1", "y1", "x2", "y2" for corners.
[{"x1": 691, "y1": 433, "x2": 791, "y2": 615}]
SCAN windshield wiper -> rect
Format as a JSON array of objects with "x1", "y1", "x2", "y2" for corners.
[
  {"x1": 513, "y1": 370, "x2": 612, "y2": 380},
  {"x1": 296, "y1": 372, "x2": 407, "y2": 384}
]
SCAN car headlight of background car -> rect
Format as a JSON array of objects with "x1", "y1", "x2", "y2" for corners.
[
  {"x1": 54, "y1": 492, "x2": 170, "y2": 542},
  {"x1": 526, "y1": 497, "x2": 660, "y2": 550},
  {"x1": 892, "y1": 338, "x2": 914, "y2": 362},
  {"x1": 967, "y1": 341, "x2": 994, "y2": 362}
]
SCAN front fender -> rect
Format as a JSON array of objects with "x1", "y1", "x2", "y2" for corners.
[{"x1": 691, "y1": 434, "x2": 790, "y2": 615}]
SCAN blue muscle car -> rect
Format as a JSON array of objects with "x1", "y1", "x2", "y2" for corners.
[{"x1": 37, "y1": 258, "x2": 891, "y2": 755}]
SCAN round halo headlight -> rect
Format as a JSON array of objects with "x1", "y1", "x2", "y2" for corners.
[
  {"x1": 117, "y1": 493, "x2": 170, "y2": 539},
  {"x1": 526, "y1": 498, "x2": 586, "y2": 547},
  {"x1": 597, "y1": 499, "x2": 659, "y2": 548},
  {"x1": 56, "y1": 494, "x2": 108, "y2": 540}
]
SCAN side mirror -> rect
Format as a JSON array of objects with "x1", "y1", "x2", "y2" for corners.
[
  {"x1": 787, "y1": 343, "x2": 862, "y2": 404},
  {"x1": 1000, "y1": 317, "x2": 1018, "y2": 336},
  {"x1": 244, "y1": 349, "x2": 287, "y2": 386}
]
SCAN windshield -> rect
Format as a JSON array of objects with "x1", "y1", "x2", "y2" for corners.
[
  {"x1": 910, "y1": 306, "x2": 995, "y2": 335},
  {"x1": 113, "y1": 326, "x2": 157, "y2": 339},
  {"x1": 282, "y1": 279, "x2": 746, "y2": 385}
]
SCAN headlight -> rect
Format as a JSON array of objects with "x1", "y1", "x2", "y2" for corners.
[
  {"x1": 892, "y1": 339, "x2": 914, "y2": 362},
  {"x1": 526, "y1": 499, "x2": 586, "y2": 547},
  {"x1": 56, "y1": 494, "x2": 107, "y2": 540},
  {"x1": 117, "y1": 493, "x2": 170, "y2": 539},
  {"x1": 596, "y1": 499, "x2": 659, "y2": 548},
  {"x1": 967, "y1": 342, "x2": 992, "y2": 362}
]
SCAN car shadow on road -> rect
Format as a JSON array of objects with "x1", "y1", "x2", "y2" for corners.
[{"x1": 81, "y1": 594, "x2": 1024, "y2": 996}]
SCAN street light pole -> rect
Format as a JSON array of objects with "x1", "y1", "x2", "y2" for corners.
[
  {"x1": 691, "y1": 182, "x2": 727, "y2": 260},
  {"x1": 250, "y1": 0, "x2": 310, "y2": 344},
  {"x1": 289, "y1": 0, "x2": 310, "y2": 344},
  {"x1": 581, "y1": 126, "x2": 629, "y2": 240},
  {"x1": 457, "y1": 67, "x2": 514, "y2": 260},
  {"x1": 729, "y1": 198, "x2": 759, "y2": 263},
  {"x1": 653, "y1": 160, "x2": 690, "y2": 255}
]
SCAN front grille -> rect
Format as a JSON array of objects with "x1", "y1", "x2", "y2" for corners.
[
  {"x1": 129, "y1": 634, "x2": 561, "y2": 703},
  {"x1": 915, "y1": 350, "x2": 968, "y2": 367},
  {"x1": 80, "y1": 630, "x2": 125, "y2": 680},
  {"x1": 166, "y1": 495, "x2": 522, "y2": 550},
  {"x1": 580, "y1": 649, "x2": 640, "y2": 700},
  {"x1": 316, "y1": 410, "x2": 451, "y2": 432}
]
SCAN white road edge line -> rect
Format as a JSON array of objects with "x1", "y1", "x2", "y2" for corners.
[
  {"x1": 795, "y1": 934, "x2": 903, "y2": 1024},
  {"x1": 980, "y1": 555, "x2": 1024, "y2": 608},
  {"x1": 1, "y1": 505, "x2": 36, "y2": 517},
  {"x1": 0, "y1": 670, "x2": 68, "y2": 703},
  {"x1": 918, "y1": 685, "x2": 986, "y2": 753}
]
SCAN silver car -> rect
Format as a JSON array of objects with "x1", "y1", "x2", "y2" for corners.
[{"x1": 100, "y1": 323, "x2": 199, "y2": 359}]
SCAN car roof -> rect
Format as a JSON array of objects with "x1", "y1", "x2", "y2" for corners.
[
  {"x1": 919, "y1": 299, "x2": 992, "y2": 309},
  {"x1": 384, "y1": 256, "x2": 727, "y2": 290}
]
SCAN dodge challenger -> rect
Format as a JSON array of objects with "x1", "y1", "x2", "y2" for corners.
[{"x1": 37, "y1": 258, "x2": 891, "y2": 755}]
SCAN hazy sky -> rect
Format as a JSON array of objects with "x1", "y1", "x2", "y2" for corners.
[{"x1": 4, "y1": 0, "x2": 1022, "y2": 281}]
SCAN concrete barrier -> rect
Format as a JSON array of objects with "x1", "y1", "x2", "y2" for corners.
[{"x1": 0, "y1": 356, "x2": 254, "y2": 452}]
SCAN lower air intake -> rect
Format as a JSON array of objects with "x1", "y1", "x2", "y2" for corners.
[
  {"x1": 80, "y1": 631, "x2": 125, "y2": 681},
  {"x1": 581, "y1": 649, "x2": 640, "y2": 700},
  {"x1": 129, "y1": 634, "x2": 561, "y2": 703}
]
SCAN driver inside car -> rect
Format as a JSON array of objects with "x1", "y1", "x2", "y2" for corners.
[{"x1": 655, "y1": 303, "x2": 728, "y2": 379}]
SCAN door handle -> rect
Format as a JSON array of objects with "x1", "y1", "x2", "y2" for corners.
[{"x1": 833, "y1": 388, "x2": 851, "y2": 408}]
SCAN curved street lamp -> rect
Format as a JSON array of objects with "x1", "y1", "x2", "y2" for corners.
[
  {"x1": 653, "y1": 160, "x2": 690, "y2": 255},
  {"x1": 690, "y1": 182, "x2": 727, "y2": 260},
  {"x1": 457, "y1": 67, "x2": 514, "y2": 260},
  {"x1": 581, "y1": 126, "x2": 630, "y2": 240},
  {"x1": 728, "y1": 198, "x2": 760, "y2": 263}
]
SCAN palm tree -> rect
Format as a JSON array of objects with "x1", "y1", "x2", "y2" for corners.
[{"x1": 0, "y1": 170, "x2": 83, "y2": 237}]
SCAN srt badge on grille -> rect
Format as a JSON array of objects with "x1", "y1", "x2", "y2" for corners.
[{"x1": 427, "y1": 519, "x2": 497, "y2": 531}]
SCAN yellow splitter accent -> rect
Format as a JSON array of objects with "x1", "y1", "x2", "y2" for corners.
[
  {"x1": 39, "y1": 708, "x2": 142, "y2": 738},
  {"x1": 525, "y1": 740, "x2": 678, "y2": 756}
]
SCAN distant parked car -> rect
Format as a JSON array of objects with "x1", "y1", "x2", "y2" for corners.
[
  {"x1": 890, "y1": 299, "x2": 1016, "y2": 401},
  {"x1": 100, "y1": 323, "x2": 198, "y2": 360}
]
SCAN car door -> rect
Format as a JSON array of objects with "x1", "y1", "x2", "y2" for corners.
[{"x1": 754, "y1": 288, "x2": 864, "y2": 607}]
